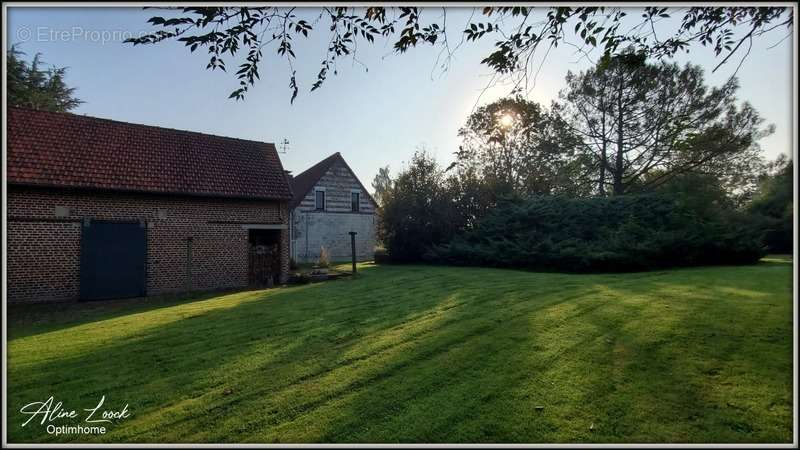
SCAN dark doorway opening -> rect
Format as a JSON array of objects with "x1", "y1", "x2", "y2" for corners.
[
  {"x1": 248, "y1": 229, "x2": 281, "y2": 287},
  {"x1": 80, "y1": 220, "x2": 147, "y2": 301}
]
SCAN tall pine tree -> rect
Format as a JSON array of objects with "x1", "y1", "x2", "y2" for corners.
[
  {"x1": 7, "y1": 46, "x2": 83, "y2": 112},
  {"x1": 556, "y1": 49, "x2": 772, "y2": 196}
]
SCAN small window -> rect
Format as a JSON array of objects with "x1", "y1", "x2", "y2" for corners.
[
  {"x1": 315, "y1": 190, "x2": 326, "y2": 211},
  {"x1": 351, "y1": 192, "x2": 360, "y2": 212}
]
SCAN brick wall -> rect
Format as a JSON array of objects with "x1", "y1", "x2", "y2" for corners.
[
  {"x1": 290, "y1": 159, "x2": 377, "y2": 263},
  {"x1": 7, "y1": 186, "x2": 289, "y2": 303}
]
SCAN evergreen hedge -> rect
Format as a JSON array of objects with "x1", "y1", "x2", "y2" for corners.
[{"x1": 425, "y1": 194, "x2": 765, "y2": 272}]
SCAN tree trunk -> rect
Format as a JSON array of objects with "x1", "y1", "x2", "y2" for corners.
[
  {"x1": 613, "y1": 80, "x2": 625, "y2": 196},
  {"x1": 599, "y1": 106, "x2": 607, "y2": 196}
]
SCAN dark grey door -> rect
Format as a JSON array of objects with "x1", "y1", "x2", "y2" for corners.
[{"x1": 80, "y1": 220, "x2": 147, "y2": 301}]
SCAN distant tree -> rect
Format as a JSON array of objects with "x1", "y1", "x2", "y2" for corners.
[
  {"x1": 453, "y1": 96, "x2": 583, "y2": 197},
  {"x1": 7, "y1": 46, "x2": 83, "y2": 112},
  {"x1": 555, "y1": 49, "x2": 772, "y2": 196},
  {"x1": 380, "y1": 151, "x2": 460, "y2": 262},
  {"x1": 445, "y1": 165, "x2": 499, "y2": 232},
  {"x1": 748, "y1": 155, "x2": 793, "y2": 253},
  {"x1": 371, "y1": 165, "x2": 393, "y2": 206},
  {"x1": 6, "y1": 46, "x2": 27, "y2": 101},
  {"x1": 125, "y1": 7, "x2": 792, "y2": 102}
]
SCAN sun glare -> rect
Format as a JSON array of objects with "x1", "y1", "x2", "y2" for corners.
[{"x1": 499, "y1": 113, "x2": 515, "y2": 128}]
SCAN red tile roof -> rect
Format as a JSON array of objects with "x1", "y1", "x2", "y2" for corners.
[
  {"x1": 289, "y1": 152, "x2": 376, "y2": 209},
  {"x1": 6, "y1": 107, "x2": 293, "y2": 201}
]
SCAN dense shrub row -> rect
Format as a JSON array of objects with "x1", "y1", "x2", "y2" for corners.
[{"x1": 424, "y1": 194, "x2": 766, "y2": 272}]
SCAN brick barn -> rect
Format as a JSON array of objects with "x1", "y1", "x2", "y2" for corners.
[{"x1": 6, "y1": 107, "x2": 293, "y2": 303}]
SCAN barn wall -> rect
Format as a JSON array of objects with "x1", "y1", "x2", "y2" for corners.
[{"x1": 7, "y1": 186, "x2": 289, "y2": 303}]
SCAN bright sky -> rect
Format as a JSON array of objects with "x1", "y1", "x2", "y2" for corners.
[{"x1": 6, "y1": 6, "x2": 794, "y2": 187}]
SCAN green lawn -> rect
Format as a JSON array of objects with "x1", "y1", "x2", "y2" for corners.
[{"x1": 6, "y1": 258, "x2": 794, "y2": 443}]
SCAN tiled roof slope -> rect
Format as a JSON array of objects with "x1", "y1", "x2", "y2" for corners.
[
  {"x1": 289, "y1": 152, "x2": 376, "y2": 209},
  {"x1": 289, "y1": 152, "x2": 341, "y2": 209},
  {"x1": 6, "y1": 107, "x2": 293, "y2": 200}
]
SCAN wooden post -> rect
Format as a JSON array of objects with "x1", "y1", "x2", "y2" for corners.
[{"x1": 349, "y1": 231, "x2": 357, "y2": 274}]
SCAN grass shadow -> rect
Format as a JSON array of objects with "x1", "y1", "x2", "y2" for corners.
[
  {"x1": 6, "y1": 262, "x2": 793, "y2": 443},
  {"x1": 7, "y1": 265, "x2": 467, "y2": 442}
]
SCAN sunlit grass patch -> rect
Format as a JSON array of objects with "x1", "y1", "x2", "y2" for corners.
[{"x1": 7, "y1": 260, "x2": 793, "y2": 443}]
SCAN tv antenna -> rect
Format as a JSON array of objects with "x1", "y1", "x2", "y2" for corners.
[{"x1": 278, "y1": 139, "x2": 290, "y2": 154}]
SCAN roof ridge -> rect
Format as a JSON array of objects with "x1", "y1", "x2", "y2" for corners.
[{"x1": 6, "y1": 105, "x2": 276, "y2": 148}]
